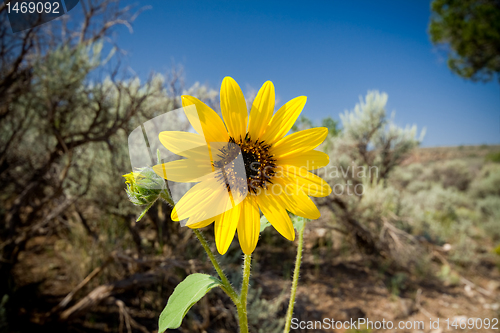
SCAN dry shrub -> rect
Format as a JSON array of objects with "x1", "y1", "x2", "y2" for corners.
[{"x1": 470, "y1": 164, "x2": 500, "y2": 198}]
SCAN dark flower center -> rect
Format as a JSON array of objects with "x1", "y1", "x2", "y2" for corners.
[{"x1": 213, "y1": 133, "x2": 277, "y2": 195}]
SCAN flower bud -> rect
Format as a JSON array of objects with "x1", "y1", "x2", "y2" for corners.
[{"x1": 123, "y1": 166, "x2": 173, "y2": 206}]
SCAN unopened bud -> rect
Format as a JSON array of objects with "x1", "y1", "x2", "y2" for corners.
[{"x1": 123, "y1": 167, "x2": 173, "y2": 207}]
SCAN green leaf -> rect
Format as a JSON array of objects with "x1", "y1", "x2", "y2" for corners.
[
  {"x1": 158, "y1": 274, "x2": 222, "y2": 332},
  {"x1": 259, "y1": 215, "x2": 271, "y2": 232},
  {"x1": 291, "y1": 215, "x2": 307, "y2": 231}
]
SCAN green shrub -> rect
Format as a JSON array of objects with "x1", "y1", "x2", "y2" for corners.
[
  {"x1": 246, "y1": 287, "x2": 286, "y2": 333},
  {"x1": 470, "y1": 164, "x2": 500, "y2": 198},
  {"x1": 494, "y1": 244, "x2": 500, "y2": 256},
  {"x1": 485, "y1": 151, "x2": 500, "y2": 163},
  {"x1": 432, "y1": 160, "x2": 473, "y2": 191},
  {"x1": 477, "y1": 197, "x2": 500, "y2": 218}
]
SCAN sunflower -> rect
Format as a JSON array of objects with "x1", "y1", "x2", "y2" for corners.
[{"x1": 153, "y1": 77, "x2": 331, "y2": 255}]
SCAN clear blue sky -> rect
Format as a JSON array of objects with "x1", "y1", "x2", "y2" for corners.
[{"x1": 105, "y1": 1, "x2": 499, "y2": 146}]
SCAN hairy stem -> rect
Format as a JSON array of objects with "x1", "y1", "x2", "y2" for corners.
[
  {"x1": 193, "y1": 229, "x2": 239, "y2": 303},
  {"x1": 284, "y1": 222, "x2": 306, "y2": 333},
  {"x1": 237, "y1": 254, "x2": 251, "y2": 333}
]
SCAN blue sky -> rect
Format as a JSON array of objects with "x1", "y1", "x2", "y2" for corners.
[{"x1": 96, "y1": 1, "x2": 499, "y2": 146}]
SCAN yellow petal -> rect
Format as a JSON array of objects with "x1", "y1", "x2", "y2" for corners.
[
  {"x1": 272, "y1": 176, "x2": 321, "y2": 220},
  {"x1": 215, "y1": 204, "x2": 241, "y2": 254},
  {"x1": 260, "y1": 96, "x2": 307, "y2": 144},
  {"x1": 248, "y1": 81, "x2": 275, "y2": 139},
  {"x1": 237, "y1": 197, "x2": 260, "y2": 254},
  {"x1": 182, "y1": 95, "x2": 229, "y2": 143},
  {"x1": 159, "y1": 131, "x2": 208, "y2": 158},
  {"x1": 256, "y1": 192, "x2": 295, "y2": 241},
  {"x1": 186, "y1": 213, "x2": 218, "y2": 229},
  {"x1": 171, "y1": 176, "x2": 232, "y2": 221},
  {"x1": 122, "y1": 172, "x2": 136, "y2": 184},
  {"x1": 220, "y1": 77, "x2": 247, "y2": 140},
  {"x1": 184, "y1": 190, "x2": 232, "y2": 227},
  {"x1": 153, "y1": 159, "x2": 212, "y2": 182},
  {"x1": 277, "y1": 150, "x2": 329, "y2": 170},
  {"x1": 272, "y1": 127, "x2": 328, "y2": 158},
  {"x1": 285, "y1": 170, "x2": 332, "y2": 197}
]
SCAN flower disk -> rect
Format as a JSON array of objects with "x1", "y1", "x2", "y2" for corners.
[{"x1": 214, "y1": 134, "x2": 277, "y2": 196}]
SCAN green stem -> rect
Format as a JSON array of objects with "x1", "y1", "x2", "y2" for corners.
[
  {"x1": 283, "y1": 222, "x2": 306, "y2": 333},
  {"x1": 193, "y1": 229, "x2": 239, "y2": 303},
  {"x1": 237, "y1": 254, "x2": 251, "y2": 333},
  {"x1": 193, "y1": 231, "x2": 251, "y2": 333}
]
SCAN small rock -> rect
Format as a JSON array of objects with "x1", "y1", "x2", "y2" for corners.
[
  {"x1": 464, "y1": 285, "x2": 474, "y2": 297},
  {"x1": 315, "y1": 228, "x2": 327, "y2": 238},
  {"x1": 442, "y1": 243, "x2": 452, "y2": 252},
  {"x1": 453, "y1": 315, "x2": 468, "y2": 324}
]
